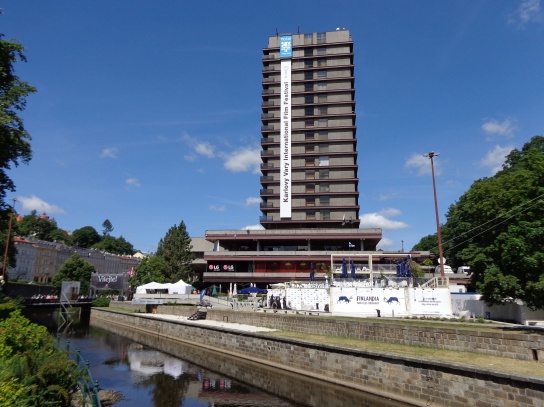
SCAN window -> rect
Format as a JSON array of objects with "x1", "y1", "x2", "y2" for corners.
[
  {"x1": 317, "y1": 47, "x2": 326, "y2": 55},
  {"x1": 306, "y1": 211, "x2": 316, "y2": 220},
  {"x1": 305, "y1": 144, "x2": 315, "y2": 153},
  {"x1": 317, "y1": 70, "x2": 327, "y2": 78},
  {"x1": 318, "y1": 131, "x2": 328, "y2": 140},
  {"x1": 319, "y1": 169, "x2": 329, "y2": 179},
  {"x1": 317, "y1": 32, "x2": 326, "y2": 43},
  {"x1": 319, "y1": 144, "x2": 329, "y2": 153},
  {"x1": 305, "y1": 107, "x2": 314, "y2": 116},
  {"x1": 306, "y1": 197, "x2": 315, "y2": 207},
  {"x1": 305, "y1": 119, "x2": 314, "y2": 128},
  {"x1": 318, "y1": 94, "x2": 327, "y2": 103},
  {"x1": 305, "y1": 132, "x2": 315, "y2": 140},
  {"x1": 318, "y1": 106, "x2": 328, "y2": 115},
  {"x1": 304, "y1": 71, "x2": 313, "y2": 80},
  {"x1": 305, "y1": 157, "x2": 315, "y2": 166},
  {"x1": 320, "y1": 183, "x2": 330, "y2": 192},
  {"x1": 304, "y1": 83, "x2": 314, "y2": 92},
  {"x1": 305, "y1": 170, "x2": 315, "y2": 179},
  {"x1": 305, "y1": 95, "x2": 314, "y2": 104},
  {"x1": 318, "y1": 118, "x2": 328, "y2": 127},
  {"x1": 317, "y1": 82, "x2": 327, "y2": 90},
  {"x1": 305, "y1": 59, "x2": 313, "y2": 68},
  {"x1": 306, "y1": 184, "x2": 315, "y2": 193},
  {"x1": 304, "y1": 48, "x2": 313, "y2": 57},
  {"x1": 304, "y1": 33, "x2": 313, "y2": 44},
  {"x1": 320, "y1": 196, "x2": 330, "y2": 206},
  {"x1": 317, "y1": 59, "x2": 327, "y2": 67},
  {"x1": 321, "y1": 210, "x2": 331, "y2": 220},
  {"x1": 319, "y1": 156, "x2": 329, "y2": 166}
]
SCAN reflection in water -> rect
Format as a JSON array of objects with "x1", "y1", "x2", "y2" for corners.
[{"x1": 24, "y1": 309, "x2": 408, "y2": 406}]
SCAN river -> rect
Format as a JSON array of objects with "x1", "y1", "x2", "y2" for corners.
[{"x1": 24, "y1": 307, "x2": 407, "y2": 407}]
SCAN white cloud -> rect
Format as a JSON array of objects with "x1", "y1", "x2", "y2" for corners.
[
  {"x1": 222, "y1": 147, "x2": 261, "y2": 174},
  {"x1": 480, "y1": 145, "x2": 514, "y2": 175},
  {"x1": 377, "y1": 208, "x2": 402, "y2": 217},
  {"x1": 405, "y1": 153, "x2": 441, "y2": 176},
  {"x1": 100, "y1": 148, "x2": 117, "y2": 159},
  {"x1": 508, "y1": 0, "x2": 542, "y2": 27},
  {"x1": 209, "y1": 204, "x2": 226, "y2": 212},
  {"x1": 359, "y1": 211, "x2": 409, "y2": 231},
  {"x1": 376, "y1": 237, "x2": 395, "y2": 250},
  {"x1": 245, "y1": 197, "x2": 261, "y2": 206},
  {"x1": 17, "y1": 195, "x2": 65, "y2": 215},
  {"x1": 378, "y1": 191, "x2": 399, "y2": 201},
  {"x1": 126, "y1": 178, "x2": 141, "y2": 187},
  {"x1": 182, "y1": 134, "x2": 215, "y2": 158},
  {"x1": 481, "y1": 119, "x2": 517, "y2": 139}
]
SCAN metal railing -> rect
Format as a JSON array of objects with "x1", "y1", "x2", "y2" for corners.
[{"x1": 56, "y1": 336, "x2": 101, "y2": 407}]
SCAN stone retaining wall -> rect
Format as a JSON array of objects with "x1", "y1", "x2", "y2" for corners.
[
  {"x1": 146, "y1": 305, "x2": 544, "y2": 362},
  {"x1": 92, "y1": 308, "x2": 544, "y2": 407}
]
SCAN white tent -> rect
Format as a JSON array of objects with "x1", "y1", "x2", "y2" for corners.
[{"x1": 135, "y1": 280, "x2": 192, "y2": 295}]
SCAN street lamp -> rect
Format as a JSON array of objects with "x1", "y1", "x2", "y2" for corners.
[
  {"x1": 2, "y1": 198, "x2": 17, "y2": 284},
  {"x1": 424, "y1": 152, "x2": 445, "y2": 277}
]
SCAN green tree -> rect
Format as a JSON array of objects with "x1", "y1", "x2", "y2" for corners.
[
  {"x1": 411, "y1": 233, "x2": 439, "y2": 255},
  {"x1": 15, "y1": 210, "x2": 58, "y2": 240},
  {"x1": 0, "y1": 308, "x2": 82, "y2": 406},
  {"x1": 102, "y1": 219, "x2": 114, "y2": 236},
  {"x1": 155, "y1": 220, "x2": 194, "y2": 283},
  {"x1": 52, "y1": 254, "x2": 95, "y2": 295},
  {"x1": 70, "y1": 225, "x2": 100, "y2": 248},
  {"x1": 130, "y1": 255, "x2": 168, "y2": 287},
  {"x1": 92, "y1": 235, "x2": 134, "y2": 255},
  {"x1": 441, "y1": 135, "x2": 544, "y2": 309},
  {"x1": 0, "y1": 30, "x2": 36, "y2": 210}
]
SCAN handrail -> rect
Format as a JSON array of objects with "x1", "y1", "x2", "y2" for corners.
[{"x1": 56, "y1": 336, "x2": 102, "y2": 407}]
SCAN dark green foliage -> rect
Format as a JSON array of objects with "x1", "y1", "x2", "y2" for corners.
[
  {"x1": 92, "y1": 296, "x2": 110, "y2": 307},
  {"x1": 0, "y1": 32, "x2": 36, "y2": 209},
  {"x1": 70, "y1": 226, "x2": 101, "y2": 248},
  {"x1": 155, "y1": 220, "x2": 194, "y2": 283},
  {"x1": 131, "y1": 255, "x2": 168, "y2": 286},
  {"x1": 102, "y1": 219, "x2": 114, "y2": 236},
  {"x1": 411, "y1": 233, "x2": 439, "y2": 254},
  {"x1": 52, "y1": 254, "x2": 95, "y2": 295},
  {"x1": 15, "y1": 211, "x2": 58, "y2": 240},
  {"x1": 92, "y1": 234, "x2": 135, "y2": 255},
  {"x1": 441, "y1": 136, "x2": 544, "y2": 309},
  {"x1": 0, "y1": 308, "x2": 82, "y2": 406}
]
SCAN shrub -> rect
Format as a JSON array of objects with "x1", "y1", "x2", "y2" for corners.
[{"x1": 92, "y1": 297, "x2": 110, "y2": 307}]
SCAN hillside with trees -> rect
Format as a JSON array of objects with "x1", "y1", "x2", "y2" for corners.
[{"x1": 413, "y1": 136, "x2": 544, "y2": 309}]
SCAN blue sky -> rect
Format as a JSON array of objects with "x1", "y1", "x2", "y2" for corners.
[{"x1": 2, "y1": 0, "x2": 543, "y2": 254}]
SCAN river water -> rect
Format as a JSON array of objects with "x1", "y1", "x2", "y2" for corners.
[{"x1": 24, "y1": 307, "x2": 408, "y2": 407}]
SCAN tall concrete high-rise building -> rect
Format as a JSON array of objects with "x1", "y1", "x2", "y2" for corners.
[{"x1": 260, "y1": 29, "x2": 359, "y2": 229}]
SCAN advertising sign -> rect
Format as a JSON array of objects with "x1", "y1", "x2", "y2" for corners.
[
  {"x1": 207, "y1": 263, "x2": 235, "y2": 272},
  {"x1": 280, "y1": 58, "x2": 291, "y2": 218},
  {"x1": 90, "y1": 273, "x2": 126, "y2": 290},
  {"x1": 279, "y1": 35, "x2": 292, "y2": 58}
]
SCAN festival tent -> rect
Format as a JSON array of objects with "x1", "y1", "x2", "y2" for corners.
[{"x1": 135, "y1": 280, "x2": 192, "y2": 295}]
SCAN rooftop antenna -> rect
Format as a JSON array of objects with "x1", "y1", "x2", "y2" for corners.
[
  {"x1": 276, "y1": 28, "x2": 278, "y2": 37},
  {"x1": 297, "y1": 26, "x2": 300, "y2": 34}
]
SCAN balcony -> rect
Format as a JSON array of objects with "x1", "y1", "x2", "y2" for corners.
[
  {"x1": 260, "y1": 202, "x2": 274, "y2": 208},
  {"x1": 261, "y1": 162, "x2": 274, "y2": 169},
  {"x1": 260, "y1": 189, "x2": 273, "y2": 196},
  {"x1": 260, "y1": 215, "x2": 273, "y2": 222},
  {"x1": 261, "y1": 125, "x2": 275, "y2": 132},
  {"x1": 260, "y1": 176, "x2": 273, "y2": 182},
  {"x1": 261, "y1": 113, "x2": 275, "y2": 119},
  {"x1": 262, "y1": 89, "x2": 275, "y2": 95},
  {"x1": 262, "y1": 100, "x2": 276, "y2": 107}
]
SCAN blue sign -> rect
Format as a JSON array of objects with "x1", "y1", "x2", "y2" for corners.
[{"x1": 280, "y1": 35, "x2": 292, "y2": 58}]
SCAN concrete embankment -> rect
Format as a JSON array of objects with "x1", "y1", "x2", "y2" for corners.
[{"x1": 92, "y1": 308, "x2": 544, "y2": 407}]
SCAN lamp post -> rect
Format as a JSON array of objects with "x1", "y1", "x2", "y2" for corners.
[
  {"x1": 424, "y1": 152, "x2": 445, "y2": 277},
  {"x1": 2, "y1": 198, "x2": 17, "y2": 284}
]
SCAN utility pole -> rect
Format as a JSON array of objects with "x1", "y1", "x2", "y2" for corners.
[{"x1": 424, "y1": 152, "x2": 445, "y2": 277}]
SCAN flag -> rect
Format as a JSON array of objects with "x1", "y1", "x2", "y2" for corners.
[{"x1": 348, "y1": 242, "x2": 355, "y2": 248}]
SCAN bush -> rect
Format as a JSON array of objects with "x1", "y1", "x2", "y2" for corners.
[{"x1": 92, "y1": 297, "x2": 110, "y2": 307}]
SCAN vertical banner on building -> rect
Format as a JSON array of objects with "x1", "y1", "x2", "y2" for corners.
[{"x1": 280, "y1": 35, "x2": 292, "y2": 218}]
